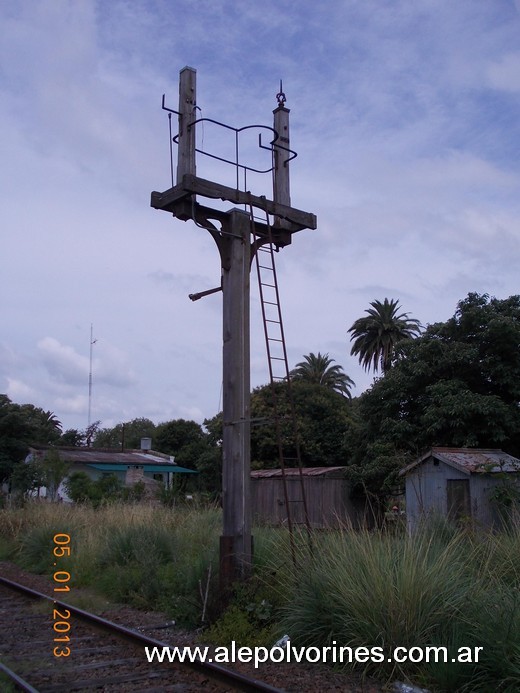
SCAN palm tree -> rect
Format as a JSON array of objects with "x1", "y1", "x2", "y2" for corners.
[
  {"x1": 289, "y1": 352, "x2": 355, "y2": 398},
  {"x1": 348, "y1": 298, "x2": 421, "y2": 374}
]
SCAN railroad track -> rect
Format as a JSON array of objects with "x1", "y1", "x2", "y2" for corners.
[{"x1": 0, "y1": 576, "x2": 284, "y2": 693}]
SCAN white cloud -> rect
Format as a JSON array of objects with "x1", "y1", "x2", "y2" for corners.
[
  {"x1": 487, "y1": 52, "x2": 520, "y2": 93},
  {"x1": 5, "y1": 378, "x2": 36, "y2": 401},
  {"x1": 93, "y1": 342, "x2": 137, "y2": 388},
  {"x1": 37, "y1": 337, "x2": 136, "y2": 390},
  {"x1": 1, "y1": 0, "x2": 519, "y2": 431},
  {"x1": 37, "y1": 337, "x2": 89, "y2": 385}
]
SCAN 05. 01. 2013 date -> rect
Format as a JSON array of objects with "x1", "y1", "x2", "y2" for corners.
[{"x1": 52, "y1": 533, "x2": 72, "y2": 657}]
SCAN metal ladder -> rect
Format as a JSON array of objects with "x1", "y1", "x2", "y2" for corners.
[{"x1": 250, "y1": 206, "x2": 312, "y2": 557}]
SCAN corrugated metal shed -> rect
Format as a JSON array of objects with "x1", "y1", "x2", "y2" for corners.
[
  {"x1": 251, "y1": 466, "x2": 368, "y2": 528},
  {"x1": 401, "y1": 448, "x2": 520, "y2": 531}
]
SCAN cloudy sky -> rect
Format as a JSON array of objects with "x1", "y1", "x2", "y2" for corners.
[{"x1": 1, "y1": 0, "x2": 519, "y2": 434}]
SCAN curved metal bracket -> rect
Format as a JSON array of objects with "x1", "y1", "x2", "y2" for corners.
[{"x1": 163, "y1": 95, "x2": 298, "y2": 179}]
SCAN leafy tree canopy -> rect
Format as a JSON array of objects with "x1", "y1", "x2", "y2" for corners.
[
  {"x1": 349, "y1": 298, "x2": 421, "y2": 373},
  {"x1": 350, "y1": 293, "x2": 520, "y2": 497},
  {"x1": 289, "y1": 352, "x2": 355, "y2": 398},
  {"x1": 155, "y1": 418, "x2": 209, "y2": 470},
  {"x1": 64, "y1": 471, "x2": 123, "y2": 506},
  {"x1": 58, "y1": 429, "x2": 87, "y2": 447},
  {"x1": 0, "y1": 395, "x2": 62, "y2": 482},
  {"x1": 93, "y1": 418, "x2": 156, "y2": 449},
  {"x1": 250, "y1": 381, "x2": 355, "y2": 469}
]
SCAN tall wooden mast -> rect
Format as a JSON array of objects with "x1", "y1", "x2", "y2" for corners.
[{"x1": 151, "y1": 67, "x2": 316, "y2": 588}]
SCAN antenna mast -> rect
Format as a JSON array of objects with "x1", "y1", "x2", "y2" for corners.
[{"x1": 87, "y1": 324, "x2": 97, "y2": 444}]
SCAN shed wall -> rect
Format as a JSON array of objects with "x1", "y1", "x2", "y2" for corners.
[
  {"x1": 469, "y1": 475, "x2": 518, "y2": 528},
  {"x1": 406, "y1": 456, "x2": 520, "y2": 530},
  {"x1": 405, "y1": 458, "x2": 467, "y2": 531},
  {"x1": 251, "y1": 475, "x2": 362, "y2": 528}
]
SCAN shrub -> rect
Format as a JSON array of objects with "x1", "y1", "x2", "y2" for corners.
[
  {"x1": 279, "y1": 527, "x2": 520, "y2": 689},
  {"x1": 18, "y1": 525, "x2": 74, "y2": 575},
  {"x1": 99, "y1": 525, "x2": 175, "y2": 567}
]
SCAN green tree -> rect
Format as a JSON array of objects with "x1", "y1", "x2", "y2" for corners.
[
  {"x1": 65, "y1": 472, "x2": 93, "y2": 503},
  {"x1": 9, "y1": 458, "x2": 45, "y2": 498},
  {"x1": 250, "y1": 381, "x2": 354, "y2": 468},
  {"x1": 41, "y1": 449, "x2": 69, "y2": 501},
  {"x1": 92, "y1": 474, "x2": 122, "y2": 503},
  {"x1": 0, "y1": 395, "x2": 32, "y2": 482},
  {"x1": 18, "y1": 404, "x2": 62, "y2": 443},
  {"x1": 0, "y1": 395, "x2": 62, "y2": 482},
  {"x1": 58, "y1": 429, "x2": 86, "y2": 446},
  {"x1": 64, "y1": 471, "x2": 122, "y2": 506},
  {"x1": 349, "y1": 293, "x2": 520, "y2": 503},
  {"x1": 85, "y1": 420, "x2": 101, "y2": 447},
  {"x1": 155, "y1": 419, "x2": 208, "y2": 469},
  {"x1": 198, "y1": 414, "x2": 223, "y2": 497},
  {"x1": 289, "y1": 352, "x2": 355, "y2": 398},
  {"x1": 348, "y1": 298, "x2": 421, "y2": 373},
  {"x1": 94, "y1": 418, "x2": 156, "y2": 449}
]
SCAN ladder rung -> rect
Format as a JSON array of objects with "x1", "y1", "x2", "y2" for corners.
[{"x1": 254, "y1": 216, "x2": 311, "y2": 535}]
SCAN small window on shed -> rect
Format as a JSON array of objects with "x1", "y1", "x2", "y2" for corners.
[{"x1": 433, "y1": 459, "x2": 439, "y2": 466}]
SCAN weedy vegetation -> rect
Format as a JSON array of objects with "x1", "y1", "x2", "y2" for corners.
[{"x1": 1, "y1": 501, "x2": 519, "y2": 692}]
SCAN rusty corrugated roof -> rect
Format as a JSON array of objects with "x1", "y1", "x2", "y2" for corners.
[
  {"x1": 399, "y1": 447, "x2": 520, "y2": 476},
  {"x1": 29, "y1": 446, "x2": 177, "y2": 467},
  {"x1": 251, "y1": 466, "x2": 347, "y2": 478}
]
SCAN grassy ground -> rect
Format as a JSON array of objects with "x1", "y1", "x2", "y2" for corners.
[{"x1": 1, "y1": 501, "x2": 519, "y2": 691}]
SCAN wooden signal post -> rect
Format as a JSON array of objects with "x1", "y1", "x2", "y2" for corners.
[{"x1": 151, "y1": 67, "x2": 316, "y2": 589}]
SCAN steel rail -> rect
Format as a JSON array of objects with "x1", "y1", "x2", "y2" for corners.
[
  {"x1": 0, "y1": 576, "x2": 284, "y2": 693},
  {"x1": 0, "y1": 662, "x2": 39, "y2": 693}
]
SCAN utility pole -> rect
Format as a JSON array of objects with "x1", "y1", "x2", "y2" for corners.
[
  {"x1": 221, "y1": 208, "x2": 252, "y2": 582},
  {"x1": 151, "y1": 67, "x2": 316, "y2": 589}
]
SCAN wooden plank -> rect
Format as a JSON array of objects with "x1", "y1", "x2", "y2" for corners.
[
  {"x1": 150, "y1": 175, "x2": 317, "y2": 230},
  {"x1": 176, "y1": 67, "x2": 196, "y2": 182},
  {"x1": 273, "y1": 104, "x2": 291, "y2": 207}
]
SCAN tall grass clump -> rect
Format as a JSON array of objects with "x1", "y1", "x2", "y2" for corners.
[
  {"x1": 0, "y1": 501, "x2": 222, "y2": 626},
  {"x1": 92, "y1": 504, "x2": 222, "y2": 623},
  {"x1": 281, "y1": 530, "x2": 469, "y2": 651},
  {"x1": 278, "y1": 526, "x2": 520, "y2": 691},
  {"x1": 1, "y1": 502, "x2": 81, "y2": 574}
]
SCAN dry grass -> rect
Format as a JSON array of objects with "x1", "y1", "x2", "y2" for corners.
[{"x1": 2, "y1": 503, "x2": 520, "y2": 690}]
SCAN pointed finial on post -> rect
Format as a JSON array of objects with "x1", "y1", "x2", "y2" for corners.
[
  {"x1": 273, "y1": 80, "x2": 290, "y2": 209},
  {"x1": 276, "y1": 80, "x2": 286, "y2": 107}
]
